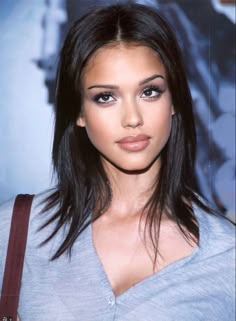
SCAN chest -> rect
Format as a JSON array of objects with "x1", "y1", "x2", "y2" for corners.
[
  {"x1": 17, "y1": 224, "x2": 233, "y2": 321},
  {"x1": 18, "y1": 253, "x2": 231, "y2": 321},
  {"x1": 92, "y1": 217, "x2": 195, "y2": 296}
]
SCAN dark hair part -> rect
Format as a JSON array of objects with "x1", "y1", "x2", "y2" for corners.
[{"x1": 41, "y1": 3, "x2": 214, "y2": 261}]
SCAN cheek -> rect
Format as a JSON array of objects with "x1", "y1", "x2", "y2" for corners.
[
  {"x1": 162, "y1": 112, "x2": 173, "y2": 135},
  {"x1": 85, "y1": 121, "x2": 101, "y2": 143},
  {"x1": 149, "y1": 107, "x2": 173, "y2": 146},
  {"x1": 83, "y1": 113, "x2": 114, "y2": 146},
  {"x1": 150, "y1": 105, "x2": 173, "y2": 130}
]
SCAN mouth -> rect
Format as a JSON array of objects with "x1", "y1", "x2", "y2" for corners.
[{"x1": 116, "y1": 134, "x2": 151, "y2": 152}]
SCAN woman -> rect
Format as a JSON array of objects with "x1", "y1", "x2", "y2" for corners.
[{"x1": 0, "y1": 3, "x2": 234, "y2": 321}]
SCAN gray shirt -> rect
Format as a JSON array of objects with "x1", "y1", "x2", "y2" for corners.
[{"x1": 0, "y1": 192, "x2": 235, "y2": 321}]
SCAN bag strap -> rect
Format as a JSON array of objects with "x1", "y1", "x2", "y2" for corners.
[{"x1": 0, "y1": 194, "x2": 34, "y2": 321}]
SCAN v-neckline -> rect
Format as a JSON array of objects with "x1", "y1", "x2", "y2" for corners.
[{"x1": 87, "y1": 206, "x2": 207, "y2": 300}]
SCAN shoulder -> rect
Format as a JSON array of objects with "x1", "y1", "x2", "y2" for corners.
[
  {"x1": 190, "y1": 205, "x2": 235, "y2": 313},
  {"x1": 0, "y1": 189, "x2": 56, "y2": 237},
  {"x1": 193, "y1": 204, "x2": 235, "y2": 270},
  {"x1": 0, "y1": 190, "x2": 57, "y2": 274}
]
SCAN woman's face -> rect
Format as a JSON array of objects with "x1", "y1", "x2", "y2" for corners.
[{"x1": 77, "y1": 44, "x2": 174, "y2": 173}]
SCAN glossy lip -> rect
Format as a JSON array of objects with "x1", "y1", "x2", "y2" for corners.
[{"x1": 116, "y1": 134, "x2": 151, "y2": 152}]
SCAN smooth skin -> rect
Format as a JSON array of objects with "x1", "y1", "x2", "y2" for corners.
[{"x1": 77, "y1": 44, "x2": 195, "y2": 297}]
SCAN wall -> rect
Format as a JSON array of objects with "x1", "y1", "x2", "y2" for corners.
[{"x1": 0, "y1": 0, "x2": 235, "y2": 219}]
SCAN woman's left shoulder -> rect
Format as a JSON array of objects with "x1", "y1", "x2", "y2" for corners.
[{"x1": 194, "y1": 204, "x2": 235, "y2": 254}]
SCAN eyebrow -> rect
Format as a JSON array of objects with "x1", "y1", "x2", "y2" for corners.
[{"x1": 87, "y1": 74, "x2": 164, "y2": 90}]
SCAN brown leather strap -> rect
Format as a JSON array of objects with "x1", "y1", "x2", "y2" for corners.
[{"x1": 0, "y1": 194, "x2": 34, "y2": 321}]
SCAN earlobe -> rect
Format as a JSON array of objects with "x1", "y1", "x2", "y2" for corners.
[{"x1": 76, "y1": 116, "x2": 86, "y2": 127}]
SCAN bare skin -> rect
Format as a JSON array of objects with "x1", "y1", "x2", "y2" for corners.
[
  {"x1": 92, "y1": 184, "x2": 195, "y2": 297},
  {"x1": 78, "y1": 43, "x2": 196, "y2": 297}
]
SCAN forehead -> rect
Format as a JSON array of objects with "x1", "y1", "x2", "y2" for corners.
[{"x1": 82, "y1": 43, "x2": 166, "y2": 82}]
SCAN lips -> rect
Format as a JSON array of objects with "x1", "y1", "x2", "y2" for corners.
[
  {"x1": 117, "y1": 134, "x2": 150, "y2": 144},
  {"x1": 116, "y1": 134, "x2": 151, "y2": 152}
]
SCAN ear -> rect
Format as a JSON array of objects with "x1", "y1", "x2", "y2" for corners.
[{"x1": 76, "y1": 115, "x2": 86, "y2": 127}]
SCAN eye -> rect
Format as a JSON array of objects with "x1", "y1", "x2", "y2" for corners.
[
  {"x1": 93, "y1": 93, "x2": 116, "y2": 104},
  {"x1": 141, "y1": 86, "x2": 163, "y2": 99}
]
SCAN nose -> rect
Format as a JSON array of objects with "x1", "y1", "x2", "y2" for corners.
[{"x1": 121, "y1": 100, "x2": 144, "y2": 128}]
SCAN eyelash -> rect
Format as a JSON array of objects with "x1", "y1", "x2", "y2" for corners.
[
  {"x1": 92, "y1": 85, "x2": 164, "y2": 105},
  {"x1": 93, "y1": 92, "x2": 115, "y2": 104},
  {"x1": 141, "y1": 85, "x2": 164, "y2": 99}
]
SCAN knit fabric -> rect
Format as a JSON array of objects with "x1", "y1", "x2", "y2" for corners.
[{"x1": 0, "y1": 191, "x2": 235, "y2": 321}]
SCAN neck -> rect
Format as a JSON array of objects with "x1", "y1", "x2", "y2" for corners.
[{"x1": 101, "y1": 159, "x2": 160, "y2": 219}]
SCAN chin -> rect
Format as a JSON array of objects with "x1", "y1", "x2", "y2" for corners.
[
  {"x1": 120, "y1": 164, "x2": 156, "y2": 174},
  {"x1": 105, "y1": 156, "x2": 160, "y2": 174}
]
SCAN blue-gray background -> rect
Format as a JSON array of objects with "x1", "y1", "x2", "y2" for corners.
[{"x1": 0, "y1": 0, "x2": 235, "y2": 220}]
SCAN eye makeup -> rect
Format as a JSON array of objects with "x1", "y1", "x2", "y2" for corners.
[
  {"x1": 86, "y1": 77, "x2": 167, "y2": 106},
  {"x1": 92, "y1": 92, "x2": 116, "y2": 104},
  {"x1": 140, "y1": 85, "x2": 164, "y2": 100}
]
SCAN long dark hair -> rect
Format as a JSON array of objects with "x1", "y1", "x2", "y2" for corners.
[{"x1": 41, "y1": 3, "x2": 214, "y2": 261}]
